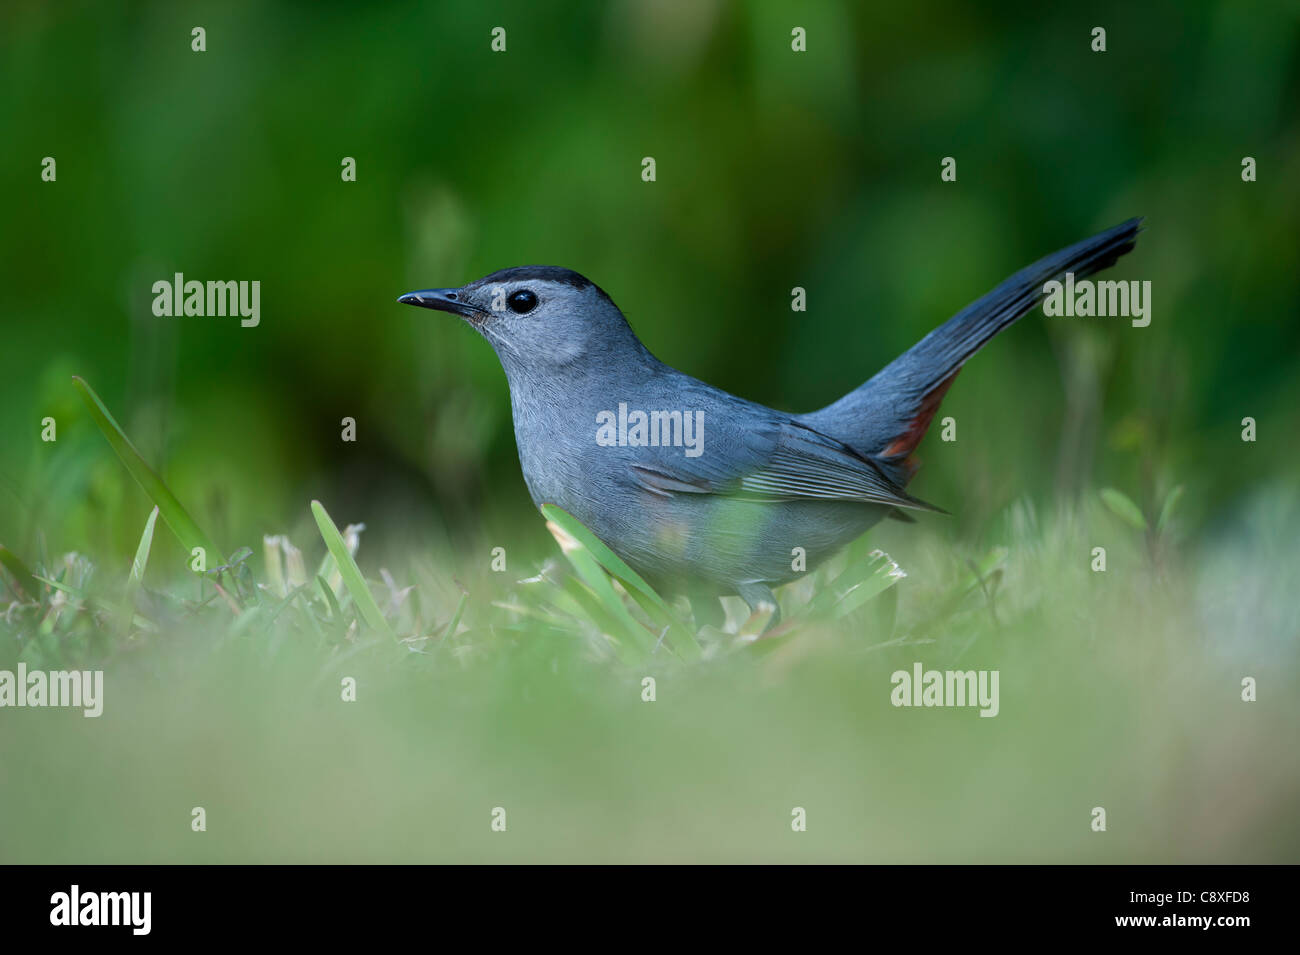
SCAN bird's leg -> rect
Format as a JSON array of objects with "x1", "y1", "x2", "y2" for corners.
[{"x1": 737, "y1": 582, "x2": 780, "y2": 632}]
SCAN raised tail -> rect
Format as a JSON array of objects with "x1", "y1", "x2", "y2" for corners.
[{"x1": 798, "y1": 217, "x2": 1142, "y2": 485}]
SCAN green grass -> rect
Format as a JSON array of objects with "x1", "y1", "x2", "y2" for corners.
[{"x1": 0, "y1": 381, "x2": 1296, "y2": 862}]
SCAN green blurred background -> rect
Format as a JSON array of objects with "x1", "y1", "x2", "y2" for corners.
[
  {"x1": 4, "y1": 0, "x2": 1298, "y2": 569},
  {"x1": 1, "y1": 0, "x2": 1299, "y2": 863}
]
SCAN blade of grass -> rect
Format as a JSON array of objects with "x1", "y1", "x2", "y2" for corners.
[
  {"x1": 830, "y1": 551, "x2": 907, "y2": 619},
  {"x1": 795, "y1": 549, "x2": 905, "y2": 621},
  {"x1": 553, "y1": 576, "x2": 642, "y2": 663},
  {"x1": 623, "y1": 587, "x2": 700, "y2": 659},
  {"x1": 552, "y1": 526, "x2": 651, "y2": 649},
  {"x1": 317, "y1": 574, "x2": 344, "y2": 622},
  {"x1": 32, "y1": 574, "x2": 84, "y2": 599},
  {"x1": 543, "y1": 513, "x2": 658, "y2": 655},
  {"x1": 311, "y1": 500, "x2": 395, "y2": 639},
  {"x1": 0, "y1": 544, "x2": 38, "y2": 600},
  {"x1": 541, "y1": 504, "x2": 699, "y2": 658},
  {"x1": 266, "y1": 582, "x2": 312, "y2": 624},
  {"x1": 73, "y1": 376, "x2": 222, "y2": 563},
  {"x1": 263, "y1": 536, "x2": 286, "y2": 598},
  {"x1": 294, "y1": 589, "x2": 328, "y2": 642},
  {"x1": 541, "y1": 504, "x2": 669, "y2": 611},
  {"x1": 117, "y1": 505, "x2": 159, "y2": 635},
  {"x1": 437, "y1": 590, "x2": 468, "y2": 645}
]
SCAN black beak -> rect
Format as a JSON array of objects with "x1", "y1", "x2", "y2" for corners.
[{"x1": 397, "y1": 288, "x2": 481, "y2": 319}]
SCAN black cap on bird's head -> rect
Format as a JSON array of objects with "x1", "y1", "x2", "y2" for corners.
[{"x1": 399, "y1": 266, "x2": 642, "y2": 370}]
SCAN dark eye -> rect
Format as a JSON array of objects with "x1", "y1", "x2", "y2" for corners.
[{"x1": 508, "y1": 289, "x2": 538, "y2": 314}]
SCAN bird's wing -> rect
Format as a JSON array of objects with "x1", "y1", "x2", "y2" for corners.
[{"x1": 629, "y1": 419, "x2": 944, "y2": 513}]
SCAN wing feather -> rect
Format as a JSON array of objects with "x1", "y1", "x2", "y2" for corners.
[{"x1": 628, "y1": 420, "x2": 945, "y2": 513}]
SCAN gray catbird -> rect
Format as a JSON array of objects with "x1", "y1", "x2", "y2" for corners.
[{"x1": 401, "y1": 218, "x2": 1141, "y2": 621}]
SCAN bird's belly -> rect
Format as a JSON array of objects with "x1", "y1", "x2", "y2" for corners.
[
  {"x1": 559, "y1": 490, "x2": 887, "y2": 596},
  {"x1": 512, "y1": 413, "x2": 887, "y2": 598}
]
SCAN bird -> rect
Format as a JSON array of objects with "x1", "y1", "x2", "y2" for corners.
[{"x1": 400, "y1": 218, "x2": 1141, "y2": 624}]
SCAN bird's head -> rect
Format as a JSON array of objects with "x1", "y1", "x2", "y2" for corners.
[{"x1": 399, "y1": 266, "x2": 641, "y2": 371}]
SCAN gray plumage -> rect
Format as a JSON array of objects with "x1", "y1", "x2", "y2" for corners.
[{"x1": 400, "y1": 219, "x2": 1142, "y2": 619}]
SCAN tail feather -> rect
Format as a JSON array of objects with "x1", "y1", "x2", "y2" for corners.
[{"x1": 799, "y1": 218, "x2": 1142, "y2": 483}]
